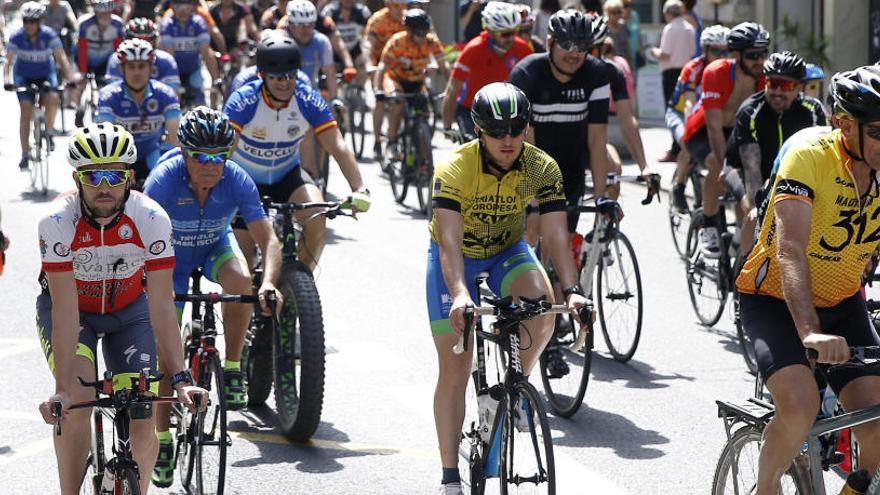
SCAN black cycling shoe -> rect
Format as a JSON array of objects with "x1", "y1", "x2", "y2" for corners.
[
  {"x1": 672, "y1": 183, "x2": 688, "y2": 213},
  {"x1": 18, "y1": 156, "x2": 28, "y2": 170},
  {"x1": 544, "y1": 347, "x2": 570, "y2": 379}
]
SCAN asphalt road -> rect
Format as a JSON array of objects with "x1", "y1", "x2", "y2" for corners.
[{"x1": 0, "y1": 91, "x2": 850, "y2": 495}]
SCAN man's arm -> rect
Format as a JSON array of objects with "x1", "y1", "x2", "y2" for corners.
[
  {"x1": 614, "y1": 99, "x2": 648, "y2": 173},
  {"x1": 705, "y1": 108, "x2": 727, "y2": 171},
  {"x1": 330, "y1": 31, "x2": 352, "y2": 68},
  {"x1": 53, "y1": 47, "x2": 74, "y2": 81},
  {"x1": 540, "y1": 211, "x2": 578, "y2": 290},
  {"x1": 146, "y1": 268, "x2": 186, "y2": 375},
  {"x1": 323, "y1": 62, "x2": 338, "y2": 100},
  {"x1": 46, "y1": 271, "x2": 81, "y2": 395},
  {"x1": 210, "y1": 25, "x2": 227, "y2": 54},
  {"x1": 435, "y1": 208, "x2": 472, "y2": 334},
  {"x1": 3, "y1": 49, "x2": 15, "y2": 84},
  {"x1": 199, "y1": 43, "x2": 220, "y2": 80},
  {"x1": 442, "y1": 77, "x2": 464, "y2": 129},
  {"x1": 165, "y1": 117, "x2": 180, "y2": 146},
  {"x1": 316, "y1": 126, "x2": 365, "y2": 192},
  {"x1": 739, "y1": 142, "x2": 763, "y2": 203},
  {"x1": 373, "y1": 61, "x2": 387, "y2": 92},
  {"x1": 587, "y1": 123, "x2": 609, "y2": 196}
]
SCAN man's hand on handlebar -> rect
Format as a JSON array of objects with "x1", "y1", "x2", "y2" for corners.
[
  {"x1": 257, "y1": 284, "x2": 283, "y2": 316},
  {"x1": 174, "y1": 384, "x2": 208, "y2": 413},
  {"x1": 449, "y1": 294, "x2": 477, "y2": 336},
  {"x1": 39, "y1": 392, "x2": 71, "y2": 425},
  {"x1": 803, "y1": 332, "x2": 851, "y2": 364}
]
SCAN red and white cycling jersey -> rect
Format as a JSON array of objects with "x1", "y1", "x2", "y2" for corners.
[{"x1": 38, "y1": 191, "x2": 175, "y2": 314}]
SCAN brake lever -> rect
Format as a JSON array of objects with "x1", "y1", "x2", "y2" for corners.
[
  {"x1": 453, "y1": 305, "x2": 475, "y2": 355},
  {"x1": 640, "y1": 174, "x2": 662, "y2": 205}
]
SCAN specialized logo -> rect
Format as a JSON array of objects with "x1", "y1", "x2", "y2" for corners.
[
  {"x1": 123, "y1": 345, "x2": 137, "y2": 365},
  {"x1": 118, "y1": 224, "x2": 133, "y2": 240},
  {"x1": 149, "y1": 240, "x2": 166, "y2": 255}
]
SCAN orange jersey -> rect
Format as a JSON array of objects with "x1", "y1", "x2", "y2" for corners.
[
  {"x1": 364, "y1": 7, "x2": 404, "y2": 64},
  {"x1": 380, "y1": 31, "x2": 443, "y2": 83}
]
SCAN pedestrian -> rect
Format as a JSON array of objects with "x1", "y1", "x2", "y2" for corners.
[
  {"x1": 532, "y1": 0, "x2": 560, "y2": 41},
  {"x1": 621, "y1": 0, "x2": 640, "y2": 70},
  {"x1": 651, "y1": 0, "x2": 694, "y2": 162},
  {"x1": 603, "y1": 0, "x2": 631, "y2": 69},
  {"x1": 682, "y1": 0, "x2": 702, "y2": 57}
]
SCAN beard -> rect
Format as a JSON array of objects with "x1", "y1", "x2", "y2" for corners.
[{"x1": 85, "y1": 193, "x2": 125, "y2": 218}]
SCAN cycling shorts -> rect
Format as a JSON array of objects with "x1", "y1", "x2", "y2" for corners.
[
  {"x1": 173, "y1": 229, "x2": 246, "y2": 309},
  {"x1": 666, "y1": 107, "x2": 686, "y2": 148},
  {"x1": 231, "y1": 165, "x2": 314, "y2": 230},
  {"x1": 426, "y1": 239, "x2": 545, "y2": 336},
  {"x1": 14, "y1": 75, "x2": 59, "y2": 103},
  {"x1": 685, "y1": 126, "x2": 734, "y2": 167},
  {"x1": 36, "y1": 292, "x2": 159, "y2": 393},
  {"x1": 381, "y1": 75, "x2": 425, "y2": 96},
  {"x1": 565, "y1": 194, "x2": 585, "y2": 234},
  {"x1": 132, "y1": 149, "x2": 161, "y2": 187},
  {"x1": 740, "y1": 291, "x2": 880, "y2": 393}
]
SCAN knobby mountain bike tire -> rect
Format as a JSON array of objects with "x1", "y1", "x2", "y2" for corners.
[
  {"x1": 414, "y1": 121, "x2": 433, "y2": 216},
  {"x1": 596, "y1": 231, "x2": 643, "y2": 362},
  {"x1": 499, "y1": 381, "x2": 555, "y2": 495},
  {"x1": 685, "y1": 210, "x2": 729, "y2": 327},
  {"x1": 539, "y1": 316, "x2": 593, "y2": 418},
  {"x1": 244, "y1": 314, "x2": 274, "y2": 406},
  {"x1": 275, "y1": 262, "x2": 325, "y2": 442},
  {"x1": 712, "y1": 426, "x2": 810, "y2": 495}
]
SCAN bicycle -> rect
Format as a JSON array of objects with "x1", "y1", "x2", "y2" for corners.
[
  {"x1": 240, "y1": 199, "x2": 354, "y2": 441},
  {"x1": 341, "y1": 74, "x2": 369, "y2": 160},
  {"x1": 53, "y1": 368, "x2": 178, "y2": 495},
  {"x1": 14, "y1": 81, "x2": 59, "y2": 196},
  {"x1": 454, "y1": 294, "x2": 588, "y2": 494},
  {"x1": 314, "y1": 72, "x2": 352, "y2": 195},
  {"x1": 712, "y1": 346, "x2": 880, "y2": 495},
  {"x1": 667, "y1": 162, "x2": 705, "y2": 259},
  {"x1": 75, "y1": 71, "x2": 101, "y2": 128}
]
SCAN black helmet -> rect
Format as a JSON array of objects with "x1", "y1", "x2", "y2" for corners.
[
  {"x1": 178, "y1": 106, "x2": 236, "y2": 151},
  {"x1": 404, "y1": 9, "x2": 431, "y2": 34},
  {"x1": 547, "y1": 9, "x2": 590, "y2": 43},
  {"x1": 727, "y1": 22, "x2": 770, "y2": 51},
  {"x1": 471, "y1": 83, "x2": 531, "y2": 137},
  {"x1": 255, "y1": 33, "x2": 301, "y2": 74},
  {"x1": 125, "y1": 17, "x2": 159, "y2": 42},
  {"x1": 589, "y1": 14, "x2": 609, "y2": 47},
  {"x1": 830, "y1": 66, "x2": 880, "y2": 123},
  {"x1": 763, "y1": 51, "x2": 806, "y2": 81}
]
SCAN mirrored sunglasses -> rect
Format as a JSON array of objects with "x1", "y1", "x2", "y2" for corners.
[
  {"x1": 556, "y1": 39, "x2": 590, "y2": 54},
  {"x1": 766, "y1": 78, "x2": 799, "y2": 92},
  {"x1": 77, "y1": 169, "x2": 131, "y2": 187},
  {"x1": 186, "y1": 149, "x2": 230, "y2": 165},
  {"x1": 265, "y1": 70, "x2": 298, "y2": 81}
]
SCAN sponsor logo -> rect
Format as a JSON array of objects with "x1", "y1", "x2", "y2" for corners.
[
  {"x1": 835, "y1": 195, "x2": 860, "y2": 208},
  {"x1": 118, "y1": 224, "x2": 133, "y2": 240},
  {"x1": 775, "y1": 179, "x2": 813, "y2": 199},
  {"x1": 287, "y1": 125, "x2": 300, "y2": 138},
  {"x1": 176, "y1": 197, "x2": 194, "y2": 205},
  {"x1": 240, "y1": 141, "x2": 296, "y2": 159},
  {"x1": 251, "y1": 127, "x2": 267, "y2": 140},
  {"x1": 74, "y1": 250, "x2": 94, "y2": 264},
  {"x1": 50, "y1": 214, "x2": 63, "y2": 224},
  {"x1": 562, "y1": 88, "x2": 586, "y2": 101},
  {"x1": 39, "y1": 237, "x2": 47, "y2": 256},
  {"x1": 53, "y1": 242, "x2": 70, "y2": 257},
  {"x1": 79, "y1": 231, "x2": 93, "y2": 244},
  {"x1": 835, "y1": 176, "x2": 854, "y2": 188},
  {"x1": 434, "y1": 179, "x2": 442, "y2": 194},
  {"x1": 146, "y1": 99, "x2": 159, "y2": 113},
  {"x1": 703, "y1": 91, "x2": 722, "y2": 100},
  {"x1": 149, "y1": 240, "x2": 166, "y2": 255},
  {"x1": 809, "y1": 251, "x2": 842, "y2": 262},
  {"x1": 123, "y1": 345, "x2": 137, "y2": 365}
]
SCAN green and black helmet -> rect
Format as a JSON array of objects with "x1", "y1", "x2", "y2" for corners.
[{"x1": 470, "y1": 82, "x2": 531, "y2": 138}]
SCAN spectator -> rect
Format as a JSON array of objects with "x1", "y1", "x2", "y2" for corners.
[
  {"x1": 459, "y1": 0, "x2": 486, "y2": 42},
  {"x1": 651, "y1": 0, "x2": 694, "y2": 162},
  {"x1": 682, "y1": 0, "x2": 701, "y2": 57},
  {"x1": 621, "y1": 0, "x2": 640, "y2": 69},
  {"x1": 532, "y1": 0, "x2": 560, "y2": 41},
  {"x1": 603, "y1": 0, "x2": 630, "y2": 68}
]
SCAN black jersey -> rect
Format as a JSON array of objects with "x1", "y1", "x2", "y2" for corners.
[
  {"x1": 132, "y1": 0, "x2": 161, "y2": 20},
  {"x1": 321, "y1": 2, "x2": 371, "y2": 53},
  {"x1": 605, "y1": 59, "x2": 629, "y2": 103},
  {"x1": 210, "y1": 2, "x2": 251, "y2": 51},
  {"x1": 509, "y1": 53, "x2": 611, "y2": 198},
  {"x1": 733, "y1": 91, "x2": 827, "y2": 180}
]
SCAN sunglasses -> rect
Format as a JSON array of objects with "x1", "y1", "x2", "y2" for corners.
[
  {"x1": 742, "y1": 49, "x2": 769, "y2": 61},
  {"x1": 265, "y1": 70, "x2": 297, "y2": 81},
  {"x1": 494, "y1": 29, "x2": 517, "y2": 38},
  {"x1": 481, "y1": 124, "x2": 527, "y2": 139},
  {"x1": 707, "y1": 47, "x2": 729, "y2": 57},
  {"x1": 186, "y1": 149, "x2": 230, "y2": 165},
  {"x1": 23, "y1": 19, "x2": 40, "y2": 24},
  {"x1": 766, "y1": 78, "x2": 799, "y2": 92},
  {"x1": 293, "y1": 22, "x2": 314, "y2": 28},
  {"x1": 77, "y1": 169, "x2": 131, "y2": 188},
  {"x1": 556, "y1": 39, "x2": 590, "y2": 54}
]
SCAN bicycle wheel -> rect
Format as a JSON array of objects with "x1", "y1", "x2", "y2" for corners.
[
  {"x1": 29, "y1": 115, "x2": 41, "y2": 189},
  {"x1": 243, "y1": 314, "x2": 273, "y2": 406},
  {"x1": 712, "y1": 426, "x2": 810, "y2": 495},
  {"x1": 388, "y1": 137, "x2": 410, "y2": 204},
  {"x1": 347, "y1": 87, "x2": 367, "y2": 159},
  {"x1": 735, "y1": 299, "x2": 758, "y2": 375},
  {"x1": 179, "y1": 353, "x2": 227, "y2": 495},
  {"x1": 79, "y1": 412, "x2": 105, "y2": 495},
  {"x1": 539, "y1": 314, "x2": 592, "y2": 418},
  {"x1": 499, "y1": 381, "x2": 555, "y2": 495},
  {"x1": 667, "y1": 187, "x2": 691, "y2": 259},
  {"x1": 37, "y1": 115, "x2": 50, "y2": 195},
  {"x1": 458, "y1": 374, "x2": 486, "y2": 495},
  {"x1": 275, "y1": 262, "x2": 325, "y2": 442},
  {"x1": 117, "y1": 466, "x2": 142, "y2": 495},
  {"x1": 596, "y1": 232, "x2": 643, "y2": 362},
  {"x1": 685, "y1": 211, "x2": 729, "y2": 326},
  {"x1": 414, "y1": 121, "x2": 433, "y2": 215}
]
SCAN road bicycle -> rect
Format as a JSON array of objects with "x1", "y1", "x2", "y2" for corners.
[
  {"x1": 454, "y1": 293, "x2": 588, "y2": 494},
  {"x1": 712, "y1": 346, "x2": 880, "y2": 494},
  {"x1": 75, "y1": 72, "x2": 102, "y2": 128},
  {"x1": 53, "y1": 369, "x2": 178, "y2": 495},
  {"x1": 241, "y1": 199, "x2": 354, "y2": 441},
  {"x1": 667, "y1": 163, "x2": 705, "y2": 259},
  {"x1": 15, "y1": 82, "x2": 59, "y2": 196}
]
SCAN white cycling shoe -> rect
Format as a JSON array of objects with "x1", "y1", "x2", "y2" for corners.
[
  {"x1": 700, "y1": 226, "x2": 722, "y2": 259},
  {"x1": 438, "y1": 482, "x2": 463, "y2": 495}
]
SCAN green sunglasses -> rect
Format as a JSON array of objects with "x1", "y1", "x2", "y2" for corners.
[{"x1": 77, "y1": 169, "x2": 131, "y2": 187}]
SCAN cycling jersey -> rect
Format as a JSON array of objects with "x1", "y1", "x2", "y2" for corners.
[
  {"x1": 736, "y1": 128, "x2": 880, "y2": 307},
  {"x1": 321, "y1": 2, "x2": 371, "y2": 55},
  {"x1": 226, "y1": 65, "x2": 311, "y2": 97},
  {"x1": 209, "y1": 2, "x2": 251, "y2": 52},
  {"x1": 159, "y1": 13, "x2": 210, "y2": 76},
  {"x1": 75, "y1": 13, "x2": 124, "y2": 73},
  {"x1": 604, "y1": 58, "x2": 630, "y2": 114},
  {"x1": 509, "y1": 53, "x2": 611, "y2": 199},
  {"x1": 430, "y1": 140, "x2": 566, "y2": 259},
  {"x1": 7, "y1": 25, "x2": 62, "y2": 82},
  {"x1": 44, "y1": 1, "x2": 74, "y2": 40},
  {"x1": 668, "y1": 55, "x2": 706, "y2": 113},
  {"x1": 381, "y1": 31, "x2": 443, "y2": 83},
  {"x1": 224, "y1": 79, "x2": 336, "y2": 185},
  {"x1": 104, "y1": 49, "x2": 182, "y2": 90},
  {"x1": 364, "y1": 7, "x2": 404, "y2": 65},
  {"x1": 38, "y1": 191, "x2": 175, "y2": 314},
  {"x1": 732, "y1": 91, "x2": 827, "y2": 180},
  {"x1": 293, "y1": 31, "x2": 334, "y2": 86},
  {"x1": 450, "y1": 31, "x2": 532, "y2": 109},
  {"x1": 770, "y1": 125, "x2": 831, "y2": 177},
  {"x1": 683, "y1": 58, "x2": 764, "y2": 143},
  {"x1": 95, "y1": 79, "x2": 181, "y2": 170},
  {"x1": 161, "y1": 5, "x2": 217, "y2": 28}
]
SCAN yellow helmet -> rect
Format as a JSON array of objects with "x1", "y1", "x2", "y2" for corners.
[{"x1": 68, "y1": 123, "x2": 138, "y2": 169}]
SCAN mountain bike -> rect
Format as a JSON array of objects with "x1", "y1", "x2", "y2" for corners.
[
  {"x1": 15, "y1": 82, "x2": 59, "y2": 196},
  {"x1": 240, "y1": 199, "x2": 354, "y2": 441}
]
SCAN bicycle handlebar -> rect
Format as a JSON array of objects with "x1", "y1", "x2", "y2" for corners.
[
  {"x1": 262, "y1": 198, "x2": 356, "y2": 219},
  {"x1": 174, "y1": 292, "x2": 262, "y2": 304},
  {"x1": 806, "y1": 346, "x2": 880, "y2": 362}
]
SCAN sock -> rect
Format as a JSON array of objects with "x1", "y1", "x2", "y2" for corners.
[
  {"x1": 156, "y1": 430, "x2": 172, "y2": 442},
  {"x1": 441, "y1": 468, "x2": 460, "y2": 485},
  {"x1": 224, "y1": 359, "x2": 241, "y2": 371}
]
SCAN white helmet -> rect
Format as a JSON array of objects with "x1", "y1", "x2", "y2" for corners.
[
  {"x1": 20, "y1": 1, "x2": 46, "y2": 20},
  {"x1": 700, "y1": 24, "x2": 730, "y2": 48},
  {"x1": 68, "y1": 123, "x2": 137, "y2": 169},
  {"x1": 116, "y1": 38, "x2": 155, "y2": 64},
  {"x1": 90, "y1": 0, "x2": 117, "y2": 14},
  {"x1": 481, "y1": 1, "x2": 520, "y2": 33},
  {"x1": 287, "y1": 0, "x2": 318, "y2": 25}
]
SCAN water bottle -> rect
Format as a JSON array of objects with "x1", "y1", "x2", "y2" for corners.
[
  {"x1": 838, "y1": 469, "x2": 870, "y2": 495},
  {"x1": 100, "y1": 469, "x2": 115, "y2": 494},
  {"x1": 477, "y1": 390, "x2": 499, "y2": 444},
  {"x1": 821, "y1": 386, "x2": 838, "y2": 418}
]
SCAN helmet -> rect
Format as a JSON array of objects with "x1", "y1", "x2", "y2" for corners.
[
  {"x1": 471, "y1": 82, "x2": 531, "y2": 137},
  {"x1": 589, "y1": 14, "x2": 609, "y2": 47},
  {"x1": 125, "y1": 17, "x2": 158, "y2": 42},
  {"x1": 90, "y1": 0, "x2": 117, "y2": 14},
  {"x1": 805, "y1": 63, "x2": 825, "y2": 81},
  {"x1": 727, "y1": 22, "x2": 770, "y2": 51},
  {"x1": 286, "y1": 0, "x2": 317, "y2": 25},
  {"x1": 547, "y1": 9, "x2": 590, "y2": 43},
  {"x1": 830, "y1": 66, "x2": 880, "y2": 123},
  {"x1": 116, "y1": 38, "x2": 155, "y2": 64},
  {"x1": 763, "y1": 51, "x2": 806, "y2": 81},
  {"x1": 255, "y1": 33, "x2": 301, "y2": 74},
  {"x1": 20, "y1": 1, "x2": 46, "y2": 20},
  {"x1": 68, "y1": 123, "x2": 137, "y2": 169},
  {"x1": 178, "y1": 106, "x2": 236, "y2": 151},
  {"x1": 404, "y1": 9, "x2": 431, "y2": 33},
  {"x1": 700, "y1": 24, "x2": 730, "y2": 47},
  {"x1": 481, "y1": 1, "x2": 520, "y2": 33}
]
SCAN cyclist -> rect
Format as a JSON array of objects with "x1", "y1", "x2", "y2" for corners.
[
  {"x1": 429, "y1": 82, "x2": 588, "y2": 495},
  {"x1": 124, "y1": 0, "x2": 161, "y2": 21},
  {"x1": 159, "y1": 0, "x2": 221, "y2": 107},
  {"x1": 71, "y1": 0, "x2": 125, "y2": 126},
  {"x1": 279, "y1": 0, "x2": 354, "y2": 81},
  {"x1": 43, "y1": 0, "x2": 78, "y2": 56},
  {"x1": 258, "y1": 0, "x2": 287, "y2": 29},
  {"x1": 3, "y1": 1, "x2": 75, "y2": 170},
  {"x1": 209, "y1": 0, "x2": 259, "y2": 65},
  {"x1": 735, "y1": 66, "x2": 880, "y2": 495},
  {"x1": 374, "y1": 9, "x2": 448, "y2": 156},
  {"x1": 732, "y1": 51, "x2": 826, "y2": 254},
  {"x1": 441, "y1": 1, "x2": 532, "y2": 141},
  {"x1": 364, "y1": 0, "x2": 405, "y2": 159},
  {"x1": 96, "y1": 39, "x2": 181, "y2": 184},
  {"x1": 282, "y1": 0, "x2": 339, "y2": 96},
  {"x1": 35, "y1": 123, "x2": 205, "y2": 495},
  {"x1": 143, "y1": 107, "x2": 282, "y2": 487},
  {"x1": 105, "y1": 17, "x2": 181, "y2": 92},
  {"x1": 224, "y1": 35, "x2": 370, "y2": 271},
  {"x1": 683, "y1": 21, "x2": 769, "y2": 258},
  {"x1": 321, "y1": 0, "x2": 372, "y2": 85},
  {"x1": 515, "y1": 3, "x2": 545, "y2": 53},
  {"x1": 158, "y1": 0, "x2": 228, "y2": 53},
  {"x1": 667, "y1": 23, "x2": 730, "y2": 212},
  {"x1": 804, "y1": 62, "x2": 826, "y2": 101},
  {"x1": 226, "y1": 31, "x2": 312, "y2": 97}
]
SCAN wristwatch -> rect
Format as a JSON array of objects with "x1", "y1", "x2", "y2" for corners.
[
  {"x1": 170, "y1": 369, "x2": 194, "y2": 388},
  {"x1": 563, "y1": 285, "x2": 585, "y2": 298}
]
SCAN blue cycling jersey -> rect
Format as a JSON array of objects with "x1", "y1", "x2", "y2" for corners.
[
  {"x1": 227, "y1": 65, "x2": 311, "y2": 97},
  {"x1": 8, "y1": 26, "x2": 62, "y2": 81},
  {"x1": 159, "y1": 14, "x2": 210, "y2": 75},
  {"x1": 75, "y1": 13, "x2": 125, "y2": 70},
  {"x1": 297, "y1": 31, "x2": 333, "y2": 86},
  {"x1": 144, "y1": 148, "x2": 266, "y2": 266},
  {"x1": 224, "y1": 79, "x2": 336, "y2": 185},
  {"x1": 96, "y1": 80, "x2": 181, "y2": 165},
  {"x1": 105, "y1": 50, "x2": 181, "y2": 90}
]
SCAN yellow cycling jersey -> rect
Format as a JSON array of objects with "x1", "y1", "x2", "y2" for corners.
[
  {"x1": 429, "y1": 140, "x2": 566, "y2": 259},
  {"x1": 736, "y1": 128, "x2": 880, "y2": 307}
]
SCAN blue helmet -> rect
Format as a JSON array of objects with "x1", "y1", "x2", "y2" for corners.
[
  {"x1": 178, "y1": 106, "x2": 235, "y2": 151},
  {"x1": 805, "y1": 63, "x2": 825, "y2": 81}
]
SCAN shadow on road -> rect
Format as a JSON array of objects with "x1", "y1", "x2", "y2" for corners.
[
  {"x1": 697, "y1": 324, "x2": 747, "y2": 362},
  {"x1": 549, "y1": 405, "x2": 669, "y2": 459},
  {"x1": 19, "y1": 190, "x2": 58, "y2": 203},
  {"x1": 589, "y1": 353, "x2": 695, "y2": 389}
]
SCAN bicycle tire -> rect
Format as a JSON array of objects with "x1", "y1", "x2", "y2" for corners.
[
  {"x1": 347, "y1": 87, "x2": 366, "y2": 159},
  {"x1": 596, "y1": 231, "x2": 643, "y2": 362},
  {"x1": 685, "y1": 211, "x2": 728, "y2": 327},
  {"x1": 538, "y1": 315, "x2": 592, "y2": 418},
  {"x1": 388, "y1": 136, "x2": 410, "y2": 204},
  {"x1": 244, "y1": 314, "x2": 273, "y2": 406},
  {"x1": 29, "y1": 115, "x2": 41, "y2": 189},
  {"x1": 667, "y1": 188, "x2": 691, "y2": 259},
  {"x1": 117, "y1": 466, "x2": 141, "y2": 495},
  {"x1": 712, "y1": 426, "x2": 810, "y2": 495},
  {"x1": 735, "y1": 300, "x2": 758, "y2": 375},
  {"x1": 414, "y1": 121, "x2": 433, "y2": 215},
  {"x1": 275, "y1": 262, "x2": 325, "y2": 442},
  {"x1": 195, "y1": 353, "x2": 227, "y2": 495},
  {"x1": 79, "y1": 453, "x2": 101, "y2": 495},
  {"x1": 38, "y1": 115, "x2": 50, "y2": 195},
  {"x1": 499, "y1": 381, "x2": 555, "y2": 495}
]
